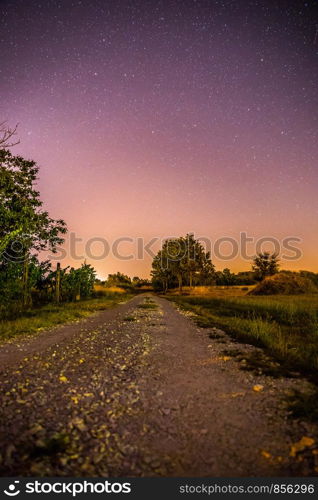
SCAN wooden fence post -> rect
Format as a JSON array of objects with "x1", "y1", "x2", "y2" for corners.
[
  {"x1": 22, "y1": 253, "x2": 29, "y2": 308},
  {"x1": 55, "y1": 262, "x2": 61, "y2": 304}
]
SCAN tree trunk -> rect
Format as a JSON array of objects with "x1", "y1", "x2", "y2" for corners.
[
  {"x1": 178, "y1": 275, "x2": 183, "y2": 294},
  {"x1": 189, "y1": 272, "x2": 193, "y2": 288}
]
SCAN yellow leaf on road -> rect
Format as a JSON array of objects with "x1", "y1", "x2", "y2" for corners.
[
  {"x1": 290, "y1": 436, "x2": 315, "y2": 457},
  {"x1": 72, "y1": 417, "x2": 86, "y2": 431},
  {"x1": 59, "y1": 375, "x2": 68, "y2": 383},
  {"x1": 219, "y1": 356, "x2": 231, "y2": 361},
  {"x1": 253, "y1": 384, "x2": 264, "y2": 392}
]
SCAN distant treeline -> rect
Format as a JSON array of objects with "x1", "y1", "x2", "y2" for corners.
[
  {"x1": 96, "y1": 272, "x2": 151, "y2": 292},
  {"x1": 151, "y1": 234, "x2": 318, "y2": 292}
]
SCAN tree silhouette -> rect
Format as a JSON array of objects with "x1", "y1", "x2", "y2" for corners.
[{"x1": 252, "y1": 252, "x2": 279, "y2": 281}]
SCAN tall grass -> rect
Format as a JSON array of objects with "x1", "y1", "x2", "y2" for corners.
[
  {"x1": 0, "y1": 293, "x2": 131, "y2": 342},
  {"x1": 171, "y1": 294, "x2": 318, "y2": 374},
  {"x1": 179, "y1": 295, "x2": 318, "y2": 330}
]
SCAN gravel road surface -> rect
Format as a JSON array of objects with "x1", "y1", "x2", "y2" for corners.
[{"x1": 0, "y1": 294, "x2": 317, "y2": 476}]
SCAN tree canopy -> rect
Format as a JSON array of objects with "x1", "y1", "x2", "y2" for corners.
[
  {"x1": 252, "y1": 251, "x2": 279, "y2": 281},
  {"x1": 151, "y1": 234, "x2": 215, "y2": 292},
  {"x1": 0, "y1": 149, "x2": 67, "y2": 260}
]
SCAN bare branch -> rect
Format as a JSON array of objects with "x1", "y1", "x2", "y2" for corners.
[{"x1": 0, "y1": 121, "x2": 20, "y2": 149}]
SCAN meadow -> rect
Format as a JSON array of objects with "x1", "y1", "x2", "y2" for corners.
[
  {"x1": 168, "y1": 287, "x2": 318, "y2": 376},
  {"x1": 0, "y1": 290, "x2": 131, "y2": 342}
]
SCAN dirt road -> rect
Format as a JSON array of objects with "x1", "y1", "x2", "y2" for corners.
[{"x1": 0, "y1": 294, "x2": 317, "y2": 476}]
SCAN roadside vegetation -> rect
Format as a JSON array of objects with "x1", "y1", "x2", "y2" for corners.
[
  {"x1": 0, "y1": 291, "x2": 131, "y2": 342},
  {"x1": 170, "y1": 291, "x2": 318, "y2": 375}
]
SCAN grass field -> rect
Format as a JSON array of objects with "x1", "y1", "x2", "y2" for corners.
[
  {"x1": 0, "y1": 293, "x2": 132, "y2": 342},
  {"x1": 168, "y1": 288, "x2": 318, "y2": 376},
  {"x1": 168, "y1": 285, "x2": 255, "y2": 297}
]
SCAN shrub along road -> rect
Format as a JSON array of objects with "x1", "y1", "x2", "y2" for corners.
[{"x1": 0, "y1": 294, "x2": 317, "y2": 476}]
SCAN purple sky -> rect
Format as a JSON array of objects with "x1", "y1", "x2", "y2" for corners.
[{"x1": 1, "y1": 0, "x2": 317, "y2": 278}]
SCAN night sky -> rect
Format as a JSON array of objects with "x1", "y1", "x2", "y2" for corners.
[{"x1": 1, "y1": 0, "x2": 317, "y2": 278}]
